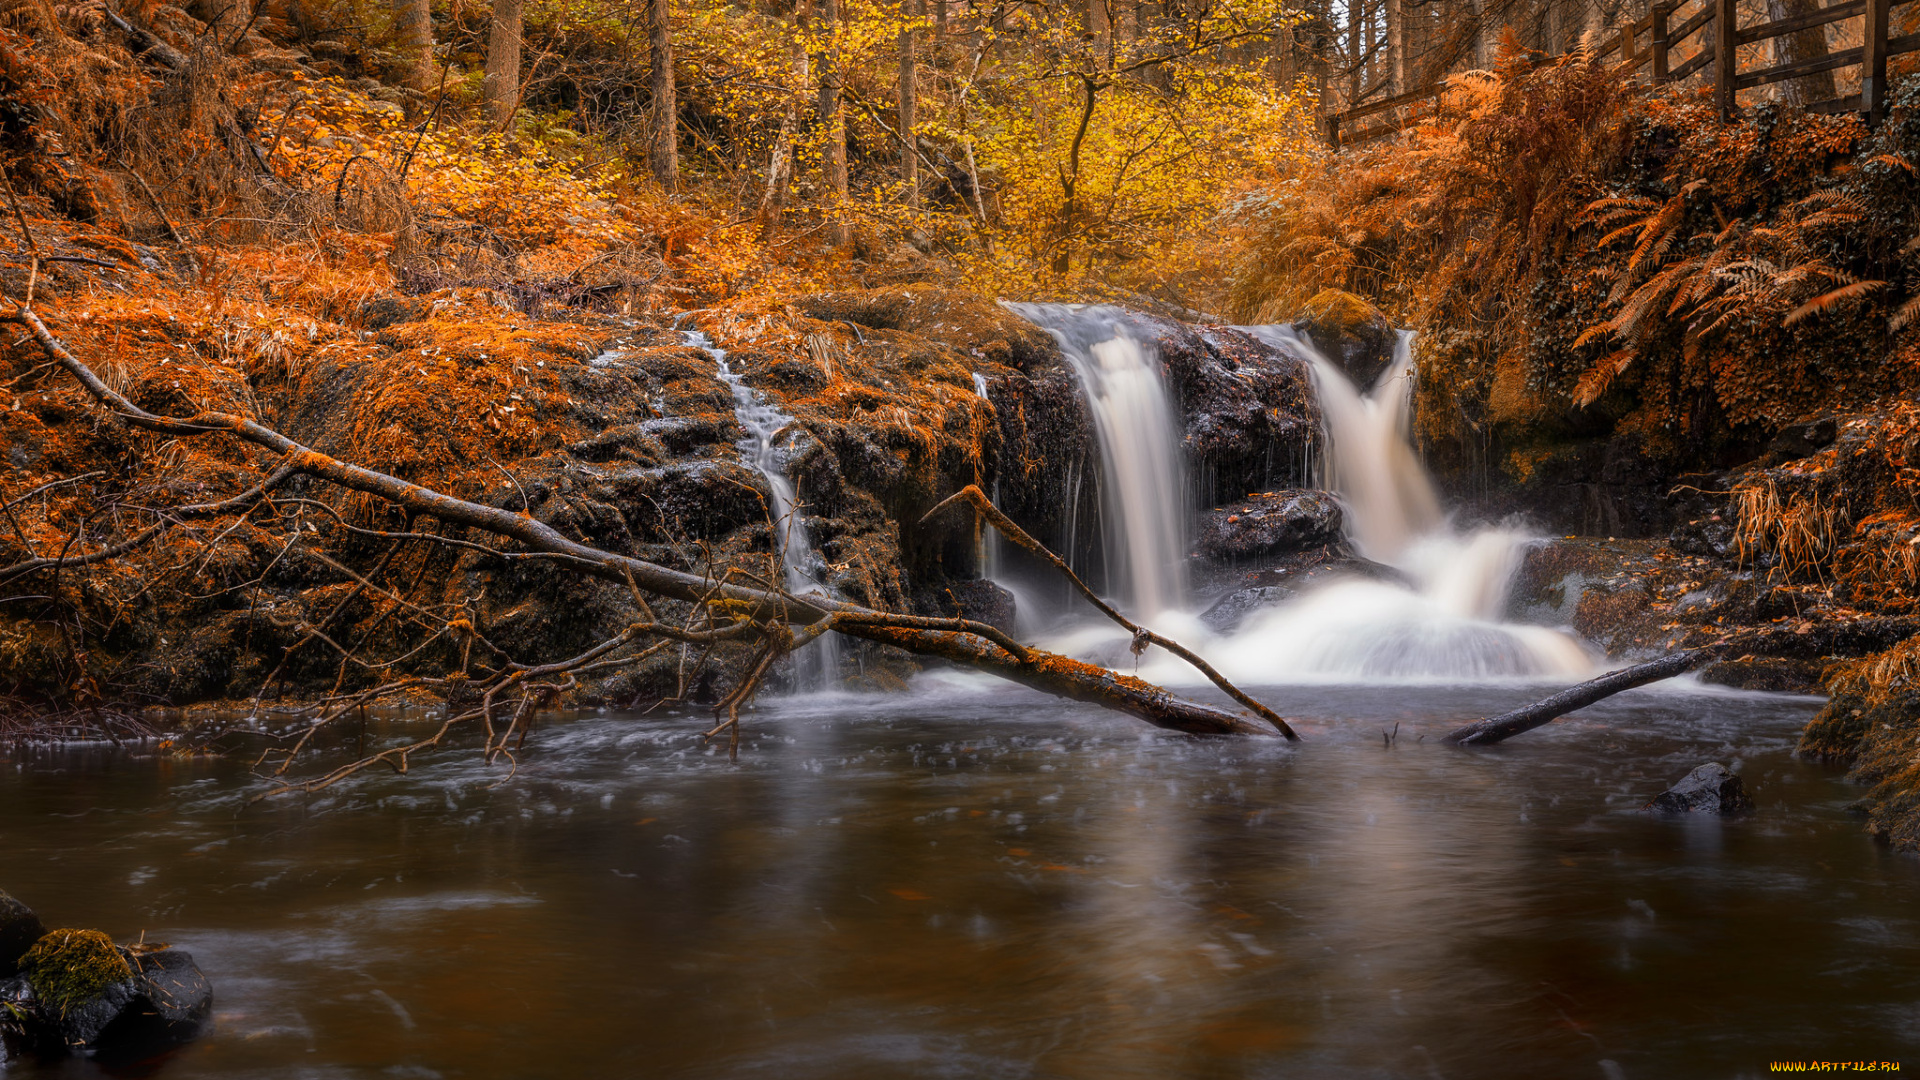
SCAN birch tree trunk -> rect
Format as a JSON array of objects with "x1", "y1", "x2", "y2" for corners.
[
  {"x1": 483, "y1": 0, "x2": 523, "y2": 129},
  {"x1": 650, "y1": 0, "x2": 678, "y2": 191},
  {"x1": 757, "y1": 38, "x2": 808, "y2": 236}
]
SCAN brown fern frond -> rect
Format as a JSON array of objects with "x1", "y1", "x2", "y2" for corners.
[
  {"x1": 1572, "y1": 348, "x2": 1634, "y2": 408},
  {"x1": 1783, "y1": 280, "x2": 1883, "y2": 325},
  {"x1": 1892, "y1": 292, "x2": 1920, "y2": 331}
]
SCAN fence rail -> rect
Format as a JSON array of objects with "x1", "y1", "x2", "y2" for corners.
[{"x1": 1326, "y1": 0, "x2": 1916, "y2": 147}]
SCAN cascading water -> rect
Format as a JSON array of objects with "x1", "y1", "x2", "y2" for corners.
[
  {"x1": 1004, "y1": 304, "x2": 1190, "y2": 619},
  {"x1": 685, "y1": 330, "x2": 843, "y2": 691},
  {"x1": 1198, "y1": 326, "x2": 1593, "y2": 679}
]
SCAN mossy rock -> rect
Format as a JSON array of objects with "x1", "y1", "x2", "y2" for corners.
[
  {"x1": 1293, "y1": 289, "x2": 1397, "y2": 391},
  {"x1": 0, "y1": 893, "x2": 43, "y2": 979},
  {"x1": 19, "y1": 930, "x2": 132, "y2": 1019}
]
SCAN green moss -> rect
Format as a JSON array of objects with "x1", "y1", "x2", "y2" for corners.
[{"x1": 19, "y1": 930, "x2": 132, "y2": 1017}]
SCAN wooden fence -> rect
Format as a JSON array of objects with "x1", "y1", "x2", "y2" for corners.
[{"x1": 1326, "y1": 0, "x2": 1918, "y2": 147}]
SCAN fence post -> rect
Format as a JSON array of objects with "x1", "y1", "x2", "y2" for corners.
[
  {"x1": 1651, "y1": 2, "x2": 1670, "y2": 83},
  {"x1": 1325, "y1": 113, "x2": 1343, "y2": 149},
  {"x1": 1863, "y1": 0, "x2": 1890, "y2": 125},
  {"x1": 1713, "y1": 0, "x2": 1737, "y2": 119}
]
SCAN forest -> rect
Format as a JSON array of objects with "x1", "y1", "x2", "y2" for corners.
[{"x1": 3, "y1": 0, "x2": 1920, "y2": 1069}]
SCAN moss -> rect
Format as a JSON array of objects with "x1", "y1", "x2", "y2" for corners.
[{"x1": 19, "y1": 930, "x2": 132, "y2": 1017}]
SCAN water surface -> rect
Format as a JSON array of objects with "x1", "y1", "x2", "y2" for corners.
[{"x1": 1, "y1": 681, "x2": 1914, "y2": 1078}]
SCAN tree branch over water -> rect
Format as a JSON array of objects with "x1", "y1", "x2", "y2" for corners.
[{"x1": 1, "y1": 302, "x2": 1279, "y2": 787}]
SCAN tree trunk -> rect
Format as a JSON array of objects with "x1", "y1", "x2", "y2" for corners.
[
  {"x1": 1768, "y1": 0, "x2": 1837, "y2": 106},
  {"x1": 821, "y1": 0, "x2": 850, "y2": 245},
  {"x1": 899, "y1": 0, "x2": 920, "y2": 207},
  {"x1": 1088, "y1": 0, "x2": 1111, "y2": 66},
  {"x1": 1385, "y1": 0, "x2": 1404, "y2": 94},
  {"x1": 757, "y1": 39, "x2": 808, "y2": 236},
  {"x1": 483, "y1": 0, "x2": 522, "y2": 130},
  {"x1": 1347, "y1": 0, "x2": 1364, "y2": 103},
  {"x1": 650, "y1": 0, "x2": 678, "y2": 191},
  {"x1": 393, "y1": 0, "x2": 434, "y2": 92}
]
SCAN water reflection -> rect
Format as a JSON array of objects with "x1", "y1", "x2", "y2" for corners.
[{"x1": 1, "y1": 683, "x2": 1916, "y2": 1078}]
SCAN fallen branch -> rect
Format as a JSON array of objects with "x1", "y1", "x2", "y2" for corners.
[
  {"x1": 3, "y1": 302, "x2": 1276, "y2": 744},
  {"x1": 1443, "y1": 648, "x2": 1717, "y2": 746},
  {"x1": 922, "y1": 484, "x2": 1300, "y2": 740}
]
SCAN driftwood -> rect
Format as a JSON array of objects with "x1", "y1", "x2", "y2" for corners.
[
  {"x1": 1, "y1": 303, "x2": 1278, "y2": 771},
  {"x1": 922, "y1": 484, "x2": 1299, "y2": 740},
  {"x1": 1443, "y1": 648, "x2": 1718, "y2": 746}
]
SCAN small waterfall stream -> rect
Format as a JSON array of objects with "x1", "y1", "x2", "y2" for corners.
[
  {"x1": 685, "y1": 330, "x2": 843, "y2": 690},
  {"x1": 1004, "y1": 304, "x2": 1190, "y2": 619}
]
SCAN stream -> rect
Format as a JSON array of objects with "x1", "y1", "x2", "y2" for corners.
[{"x1": 2, "y1": 680, "x2": 1915, "y2": 1077}]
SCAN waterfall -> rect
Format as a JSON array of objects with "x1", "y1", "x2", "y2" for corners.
[
  {"x1": 685, "y1": 330, "x2": 843, "y2": 691},
  {"x1": 1004, "y1": 304, "x2": 1189, "y2": 619},
  {"x1": 1204, "y1": 326, "x2": 1594, "y2": 680}
]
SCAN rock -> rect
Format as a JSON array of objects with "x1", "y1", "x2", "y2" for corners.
[
  {"x1": 1197, "y1": 490, "x2": 1343, "y2": 561},
  {"x1": 9, "y1": 931, "x2": 211, "y2": 1056},
  {"x1": 19, "y1": 929, "x2": 139, "y2": 1050},
  {"x1": 942, "y1": 579, "x2": 1016, "y2": 635},
  {"x1": 1762, "y1": 415, "x2": 1838, "y2": 464},
  {"x1": 0, "y1": 893, "x2": 44, "y2": 978},
  {"x1": 1649, "y1": 763, "x2": 1754, "y2": 814},
  {"x1": 1199, "y1": 585, "x2": 1294, "y2": 632},
  {"x1": 1699, "y1": 655, "x2": 1826, "y2": 693},
  {"x1": 1292, "y1": 289, "x2": 1397, "y2": 391}
]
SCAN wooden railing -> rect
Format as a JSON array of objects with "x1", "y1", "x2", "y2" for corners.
[{"x1": 1326, "y1": 0, "x2": 1918, "y2": 147}]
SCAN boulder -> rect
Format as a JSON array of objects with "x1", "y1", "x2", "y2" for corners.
[
  {"x1": 10, "y1": 930, "x2": 211, "y2": 1055},
  {"x1": 0, "y1": 892, "x2": 44, "y2": 978},
  {"x1": 1196, "y1": 490, "x2": 1343, "y2": 562},
  {"x1": 1649, "y1": 763, "x2": 1754, "y2": 814},
  {"x1": 942, "y1": 579, "x2": 1016, "y2": 635},
  {"x1": 1293, "y1": 289, "x2": 1397, "y2": 391}
]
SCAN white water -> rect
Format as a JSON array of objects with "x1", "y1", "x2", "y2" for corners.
[
  {"x1": 1013, "y1": 314, "x2": 1592, "y2": 683},
  {"x1": 686, "y1": 330, "x2": 843, "y2": 690},
  {"x1": 1004, "y1": 304, "x2": 1190, "y2": 620}
]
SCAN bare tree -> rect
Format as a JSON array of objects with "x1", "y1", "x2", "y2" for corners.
[
  {"x1": 899, "y1": 0, "x2": 920, "y2": 207},
  {"x1": 820, "y1": 0, "x2": 850, "y2": 244}
]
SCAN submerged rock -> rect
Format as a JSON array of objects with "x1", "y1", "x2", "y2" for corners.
[
  {"x1": 1649, "y1": 763, "x2": 1753, "y2": 814},
  {"x1": 5, "y1": 929, "x2": 211, "y2": 1056},
  {"x1": 0, "y1": 892, "x2": 44, "y2": 978},
  {"x1": 940, "y1": 579, "x2": 1017, "y2": 635}
]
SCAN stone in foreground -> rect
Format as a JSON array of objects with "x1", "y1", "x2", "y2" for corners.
[
  {"x1": 1649, "y1": 763, "x2": 1754, "y2": 814},
  {"x1": 1, "y1": 927, "x2": 212, "y2": 1057}
]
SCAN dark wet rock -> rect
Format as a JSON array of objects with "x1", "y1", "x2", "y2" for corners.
[
  {"x1": 1197, "y1": 490, "x2": 1343, "y2": 561},
  {"x1": 1199, "y1": 585, "x2": 1295, "y2": 633},
  {"x1": 1292, "y1": 289, "x2": 1396, "y2": 391},
  {"x1": 1699, "y1": 655, "x2": 1827, "y2": 693},
  {"x1": 1649, "y1": 763, "x2": 1753, "y2": 814},
  {"x1": 8, "y1": 932, "x2": 211, "y2": 1056},
  {"x1": 939, "y1": 579, "x2": 1017, "y2": 635},
  {"x1": 0, "y1": 893, "x2": 44, "y2": 978},
  {"x1": 1761, "y1": 414, "x2": 1838, "y2": 465},
  {"x1": 1195, "y1": 547, "x2": 1406, "y2": 631},
  {"x1": 1669, "y1": 512, "x2": 1735, "y2": 558}
]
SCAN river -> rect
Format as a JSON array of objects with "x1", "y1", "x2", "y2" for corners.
[{"x1": 2, "y1": 679, "x2": 1913, "y2": 1077}]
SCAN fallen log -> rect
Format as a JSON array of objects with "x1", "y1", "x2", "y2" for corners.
[
  {"x1": 1444, "y1": 649, "x2": 1717, "y2": 746},
  {"x1": 2, "y1": 302, "x2": 1276, "y2": 741}
]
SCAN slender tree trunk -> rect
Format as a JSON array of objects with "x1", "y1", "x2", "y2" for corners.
[
  {"x1": 757, "y1": 38, "x2": 808, "y2": 235},
  {"x1": 393, "y1": 0, "x2": 434, "y2": 91},
  {"x1": 483, "y1": 0, "x2": 522, "y2": 129},
  {"x1": 899, "y1": 0, "x2": 920, "y2": 207},
  {"x1": 1347, "y1": 0, "x2": 1363, "y2": 103},
  {"x1": 1088, "y1": 0, "x2": 1110, "y2": 65},
  {"x1": 650, "y1": 0, "x2": 678, "y2": 191},
  {"x1": 821, "y1": 0, "x2": 849, "y2": 245},
  {"x1": 1768, "y1": 0, "x2": 1837, "y2": 106},
  {"x1": 1385, "y1": 0, "x2": 1404, "y2": 94}
]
